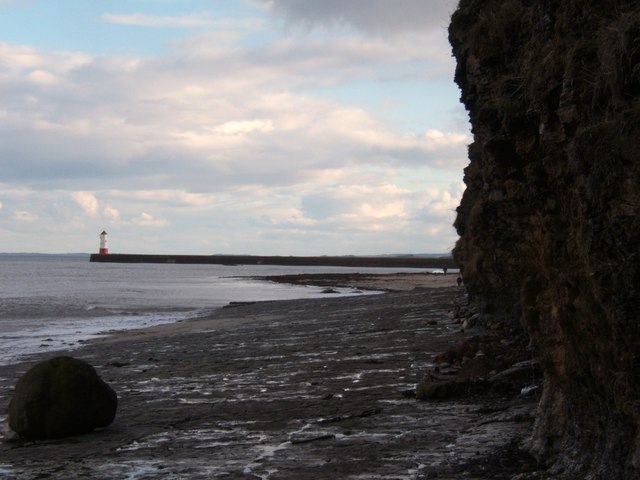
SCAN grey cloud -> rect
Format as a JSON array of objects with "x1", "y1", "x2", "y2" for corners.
[{"x1": 263, "y1": 0, "x2": 458, "y2": 35}]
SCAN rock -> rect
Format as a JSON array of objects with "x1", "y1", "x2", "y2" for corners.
[
  {"x1": 7, "y1": 356, "x2": 117, "y2": 440},
  {"x1": 459, "y1": 355, "x2": 496, "y2": 380},
  {"x1": 416, "y1": 379, "x2": 493, "y2": 400},
  {"x1": 491, "y1": 359, "x2": 541, "y2": 384},
  {"x1": 450, "y1": 0, "x2": 640, "y2": 475},
  {"x1": 433, "y1": 335, "x2": 483, "y2": 364},
  {"x1": 321, "y1": 288, "x2": 339, "y2": 294},
  {"x1": 416, "y1": 380, "x2": 459, "y2": 400}
]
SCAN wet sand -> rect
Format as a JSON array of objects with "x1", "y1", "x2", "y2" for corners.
[{"x1": 0, "y1": 274, "x2": 538, "y2": 479}]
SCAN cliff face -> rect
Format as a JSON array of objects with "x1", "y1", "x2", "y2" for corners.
[{"x1": 449, "y1": 1, "x2": 640, "y2": 478}]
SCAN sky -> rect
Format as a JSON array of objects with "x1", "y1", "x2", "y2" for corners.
[{"x1": 0, "y1": 0, "x2": 469, "y2": 255}]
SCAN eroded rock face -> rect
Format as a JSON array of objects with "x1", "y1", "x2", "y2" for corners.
[
  {"x1": 449, "y1": 1, "x2": 640, "y2": 478},
  {"x1": 8, "y1": 356, "x2": 117, "y2": 440}
]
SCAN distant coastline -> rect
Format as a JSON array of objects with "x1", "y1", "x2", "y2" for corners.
[{"x1": 89, "y1": 253, "x2": 457, "y2": 269}]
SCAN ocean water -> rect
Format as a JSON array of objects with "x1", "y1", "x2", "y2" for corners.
[{"x1": 0, "y1": 254, "x2": 430, "y2": 366}]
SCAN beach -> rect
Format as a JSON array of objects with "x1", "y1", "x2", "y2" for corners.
[{"x1": 0, "y1": 273, "x2": 538, "y2": 479}]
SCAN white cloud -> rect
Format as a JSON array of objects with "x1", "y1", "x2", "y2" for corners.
[
  {"x1": 104, "y1": 205, "x2": 120, "y2": 222},
  {"x1": 0, "y1": 35, "x2": 466, "y2": 189},
  {"x1": 101, "y1": 13, "x2": 264, "y2": 31},
  {"x1": 0, "y1": 177, "x2": 460, "y2": 253},
  {"x1": 212, "y1": 119, "x2": 275, "y2": 135},
  {"x1": 27, "y1": 69, "x2": 60, "y2": 86},
  {"x1": 71, "y1": 191, "x2": 99, "y2": 216},
  {"x1": 360, "y1": 200, "x2": 406, "y2": 219},
  {"x1": 107, "y1": 190, "x2": 219, "y2": 208},
  {"x1": 416, "y1": 183, "x2": 465, "y2": 219},
  {"x1": 0, "y1": 42, "x2": 90, "y2": 72},
  {"x1": 101, "y1": 13, "x2": 216, "y2": 28},
  {"x1": 132, "y1": 212, "x2": 169, "y2": 227}
]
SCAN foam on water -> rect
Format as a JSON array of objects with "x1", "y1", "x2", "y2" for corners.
[{"x1": 0, "y1": 310, "x2": 197, "y2": 365}]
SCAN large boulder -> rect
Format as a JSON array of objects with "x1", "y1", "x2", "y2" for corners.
[{"x1": 7, "y1": 356, "x2": 117, "y2": 440}]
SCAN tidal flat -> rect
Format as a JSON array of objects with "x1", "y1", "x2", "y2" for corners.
[{"x1": 0, "y1": 275, "x2": 538, "y2": 479}]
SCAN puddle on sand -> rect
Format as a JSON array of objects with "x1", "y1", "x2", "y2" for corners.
[
  {"x1": 242, "y1": 440, "x2": 289, "y2": 479},
  {"x1": 97, "y1": 460, "x2": 166, "y2": 480},
  {"x1": 116, "y1": 433, "x2": 173, "y2": 452},
  {"x1": 0, "y1": 465, "x2": 15, "y2": 477}
]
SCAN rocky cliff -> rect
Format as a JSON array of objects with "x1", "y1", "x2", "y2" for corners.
[{"x1": 449, "y1": 1, "x2": 640, "y2": 478}]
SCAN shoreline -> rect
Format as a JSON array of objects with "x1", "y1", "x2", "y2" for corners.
[
  {"x1": 75, "y1": 273, "x2": 460, "y2": 347},
  {"x1": 251, "y1": 270, "x2": 460, "y2": 292},
  {"x1": 0, "y1": 274, "x2": 538, "y2": 479},
  {"x1": 0, "y1": 269, "x2": 424, "y2": 368}
]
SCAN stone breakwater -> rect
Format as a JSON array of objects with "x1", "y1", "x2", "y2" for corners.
[
  {"x1": 1, "y1": 285, "x2": 537, "y2": 479},
  {"x1": 89, "y1": 253, "x2": 457, "y2": 270}
]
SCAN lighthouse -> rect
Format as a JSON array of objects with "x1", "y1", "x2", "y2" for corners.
[{"x1": 99, "y1": 230, "x2": 109, "y2": 255}]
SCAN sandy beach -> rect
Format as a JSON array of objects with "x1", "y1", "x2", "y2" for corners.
[{"x1": 0, "y1": 274, "x2": 538, "y2": 479}]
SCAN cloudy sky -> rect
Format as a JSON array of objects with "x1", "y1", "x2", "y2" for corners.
[{"x1": 0, "y1": 0, "x2": 468, "y2": 255}]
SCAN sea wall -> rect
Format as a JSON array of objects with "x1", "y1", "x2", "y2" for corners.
[
  {"x1": 89, "y1": 253, "x2": 457, "y2": 269},
  {"x1": 449, "y1": 1, "x2": 640, "y2": 478}
]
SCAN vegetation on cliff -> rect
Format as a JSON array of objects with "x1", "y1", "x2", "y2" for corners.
[{"x1": 450, "y1": 1, "x2": 640, "y2": 478}]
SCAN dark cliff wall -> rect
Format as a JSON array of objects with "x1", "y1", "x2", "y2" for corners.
[{"x1": 449, "y1": 1, "x2": 640, "y2": 478}]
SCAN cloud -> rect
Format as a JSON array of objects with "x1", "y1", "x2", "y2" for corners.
[
  {"x1": 101, "y1": 13, "x2": 212, "y2": 28},
  {"x1": 261, "y1": 0, "x2": 458, "y2": 36},
  {"x1": 100, "y1": 13, "x2": 263, "y2": 30},
  {"x1": 212, "y1": 119, "x2": 275, "y2": 135},
  {"x1": 0, "y1": 178, "x2": 461, "y2": 254},
  {"x1": 27, "y1": 69, "x2": 61, "y2": 86},
  {"x1": 0, "y1": 42, "x2": 90, "y2": 72},
  {"x1": 0, "y1": 1, "x2": 467, "y2": 254},
  {"x1": 71, "y1": 191, "x2": 99, "y2": 216},
  {"x1": 109, "y1": 190, "x2": 219, "y2": 208},
  {"x1": 14, "y1": 210, "x2": 38, "y2": 222},
  {"x1": 0, "y1": 37, "x2": 467, "y2": 192},
  {"x1": 104, "y1": 205, "x2": 120, "y2": 222},
  {"x1": 132, "y1": 212, "x2": 169, "y2": 227}
]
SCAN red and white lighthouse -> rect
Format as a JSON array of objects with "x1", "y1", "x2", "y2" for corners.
[{"x1": 99, "y1": 230, "x2": 109, "y2": 255}]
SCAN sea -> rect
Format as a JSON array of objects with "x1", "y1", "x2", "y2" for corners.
[{"x1": 0, "y1": 254, "x2": 436, "y2": 366}]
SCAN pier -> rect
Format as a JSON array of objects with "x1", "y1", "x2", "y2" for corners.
[{"x1": 89, "y1": 253, "x2": 457, "y2": 269}]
